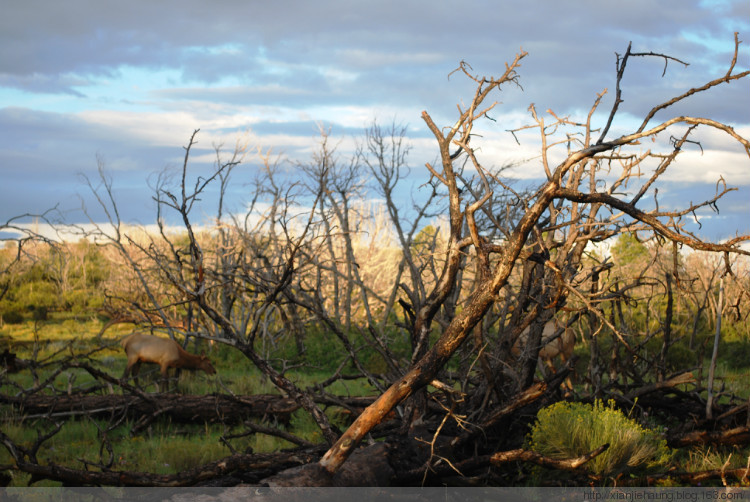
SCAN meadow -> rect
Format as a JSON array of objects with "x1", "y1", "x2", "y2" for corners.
[
  {"x1": 3, "y1": 309, "x2": 750, "y2": 487},
  {"x1": 0, "y1": 315, "x2": 382, "y2": 487}
]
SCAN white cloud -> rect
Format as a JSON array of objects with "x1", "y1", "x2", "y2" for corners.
[
  {"x1": 1, "y1": 0, "x2": 748, "y2": 243},
  {"x1": 661, "y1": 149, "x2": 750, "y2": 184},
  {"x1": 76, "y1": 110, "x2": 200, "y2": 148}
]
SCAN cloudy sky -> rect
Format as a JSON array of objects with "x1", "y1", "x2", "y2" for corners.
[{"x1": 1, "y1": 0, "x2": 749, "y2": 242}]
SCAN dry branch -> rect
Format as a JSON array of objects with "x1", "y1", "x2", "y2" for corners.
[
  {"x1": 394, "y1": 443, "x2": 609, "y2": 484},
  {"x1": 451, "y1": 381, "x2": 547, "y2": 448},
  {"x1": 624, "y1": 371, "x2": 696, "y2": 401},
  {"x1": 668, "y1": 426, "x2": 750, "y2": 448},
  {"x1": 490, "y1": 443, "x2": 609, "y2": 470}
]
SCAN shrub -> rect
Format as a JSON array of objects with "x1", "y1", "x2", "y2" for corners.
[
  {"x1": 2, "y1": 310, "x2": 24, "y2": 324},
  {"x1": 663, "y1": 341, "x2": 700, "y2": 371},
  {"x1": 17, "y1": 280, "x2": 58, "y2": 310},
  {"x1": 31, "y1": 305, "x2": 48, "y2": 321},
  {"x1": 63, "y1": 289, "x2": 90, "y2": 314},
  {"x1": 721, "y1": 339, "x2": 750, "y2": 370},
  {"x1": 527, "y1": 400, "x2": 671, "y2": 478}
]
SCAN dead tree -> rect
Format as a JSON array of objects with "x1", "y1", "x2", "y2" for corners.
[
  {"x1": 0, "y1": 208, "x2": 60, "y2": 305},
  {"x1": 318, "y1": 36, "x2": 750, "y2": 477},
  {"x1": 5, "y1": 37, "x2": 749, "y2": 487}
]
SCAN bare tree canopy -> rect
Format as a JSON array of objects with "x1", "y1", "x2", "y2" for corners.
[{"x1": 2, "y1": 36, "x2": 750, "y2": 488}]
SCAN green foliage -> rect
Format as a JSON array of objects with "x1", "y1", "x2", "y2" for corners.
[
  {"x1": 31, "y1": 305, "x2": 49, "y2": 321},
  {"x1": 271, "y1": 325, "x2": 409, "y2": 376},
  {"x1": 412, "y1": 224, "x2": 439, "y2": 253},
  {"x1": 663, "y1": 341, "x2": 700, "y2": 370},
  {"x1": 678, "y1": 445, "x2": 750, "y2": 477},
  {"x1": 1, "y1": 309, "x2": 24, "y2": 324},
  {"x1": 638, "y1": 336, "x2": 701, "y2": 373},
  {"x1": 612, "y1": 232, "x2": 650, "y2": 267},
  {"x1": 0, "y1": 239, "x2": 113, "y2": 322},
  {"x1": 62, "y1": 290, "x2": 91, "y2": 314},
  {"x1": 527, "y1": 400, "x2": 671, "y2": 479},
  {"x1": 146, "y1": 433, "x2": 227, "y2": 473},
  {"x1": 0, "y1": 418, "x2": 231, "y2": 484},
  {"x1": 720, "y1": 339, "x2": 750, "y2": 370},
  {"x1": 294, "y1": 328, "x2": 347, "y2": 372},
  {"x1": 15, "y1": 280, "x2": 58, "y2": 310}
]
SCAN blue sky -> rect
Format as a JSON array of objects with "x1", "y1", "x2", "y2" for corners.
[{"x1": 1, "y1": 0, "x2": 749, "y2": 242}]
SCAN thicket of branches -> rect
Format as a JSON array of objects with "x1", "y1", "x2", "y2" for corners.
[{"x1": 2, "y1": 36, "x2": 750, "y2": 487}]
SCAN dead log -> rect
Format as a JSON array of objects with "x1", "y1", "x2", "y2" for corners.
[
  {"x1": 624, "y1": 371, "x2": 696, "y2": 401},
  {"x1": 631, "y1": 466, "x2": 750, "y2": 486},
  {"x1": 261, "y1": 443, "x2": 394, "y2": 487},
  {"x1": 1, "y1": 391, "x2": 398, "y2": 426},
  {"x1": 489, "y1": 443, "x2": 609, "y2": 470},
  {"x1": 668, "y1": 426, "x2": 750, "y2": 448},
  {"x1": 1, "y1": 393, "x2": 300, "y2": 425},
  {"x1": 1, "y1": 349, "x2": 30, "y2": 373},
  {"x1": 10, "y1": 447, "x2": 325, "y2": 487},
  {"x1": 392, "y1": 443, "x2": 609, "y2": 484}
]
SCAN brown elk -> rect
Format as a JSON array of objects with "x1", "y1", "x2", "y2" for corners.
[
  {"x1": 512, "y1": 317, "x2": 575, "y2": 383},
  {"x1": 121, "y1": 333, "x2": 216, "y2": 389}
]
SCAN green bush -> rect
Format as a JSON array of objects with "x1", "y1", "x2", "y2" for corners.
[
  {"x1": 31, "y1": 305, "x2": 48, "y2": 321},
  {"x1": 663, "y1": 341, "x2": 700, "y2": 371},
  {"x1": 527, "y1": 400, "x2": 671, "y2": 478},
  {"x1": 2, "y1": 310, "x2": 24, "y2": 324},
  {"x1": 720, "y1": 339, "x2": 750, "y2": 370},
  {"x1": 63, "y1": 289, "x2": 90, "y2": 314},
  {"x1": 17, "y1": 280, "x2": 58, "y2": 310}
]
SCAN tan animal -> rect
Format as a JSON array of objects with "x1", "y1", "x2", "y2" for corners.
[
  {"x1": 512, "y1": 318, "x2": 575, "y2": 376},
  {"x1": 121, "y1": 333, "x2": 216, "y2": 386}
]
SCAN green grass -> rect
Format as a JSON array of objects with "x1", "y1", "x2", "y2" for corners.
[
  {"x1": 0, "y1": 417, "x2": 234, "y2": 486},
  {"x1": 4, "y1": 315, "x2": 750, "y2": 487},
  {"x1": 676, "y1": 444, "x2": 750, "y2": 475},
  {"x1": 0, "y1": 401, "x2": 356, "y2": 487},
  {"x1": 0, "y1": 317, "x2": 377, "y2": 487}
]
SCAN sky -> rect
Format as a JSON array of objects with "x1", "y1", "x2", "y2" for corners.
[{"x1": 1, "y1": 0, "x2": 749, "y2": 243}]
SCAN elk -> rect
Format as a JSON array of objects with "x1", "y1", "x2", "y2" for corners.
[
  {"x1": 512, "y1": 317, "x2": 576, "y2": 384},
  {"x1": 120, "y1": 333, "x2": 216, "y2": 389}
]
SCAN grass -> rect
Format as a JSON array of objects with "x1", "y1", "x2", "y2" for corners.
[
  {"x1": 4, "y1": 314, "x2": 750, "y2": 487},
  {"x1": 0, "y1": 400, "x2": 355, "y2": 487},
  {"x1": 677, "y1": 444, "x2": 750, "y2": 475},
  {"x1": 0, "y1": 316, "x2": 377, "y2": 487},
  {"x1": 0, "y1": 417, "x2": 235, "y2": 486}
]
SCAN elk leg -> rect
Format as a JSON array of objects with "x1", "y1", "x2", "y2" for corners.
[
  {"x1": 158, "y1": 365, "x2": 171, "y2": 393},
  {"x1": 558, "y1": 355, "x2": 575, "y2": 391},
  {"x1": 130, "y1": 361, "x2": 142, "y2": 388},
  {"x1": 536, "y1": 358, "x2": 551, "y2": 380}
]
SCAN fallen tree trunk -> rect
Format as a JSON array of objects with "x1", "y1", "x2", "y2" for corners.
[
  {"x1": 1, "y1": 393, "x2": 301, "y2": 424},
  {"x1": 668, "y1": 426, "x2": 750, "y2": 448},
  {"x1": 489, "y1": 444, "x2": 609, "y2": 470},
  {"x1": 633, "y1": 466, "x2": 750, "y2": 486},
  {"x1": 391, "y1": 443, "x2": 609, "y2": 485},
  {"x1": 1, "y1": 391, "x2": 391, "y2": 426},
  {"x1": 624, "y1": 371, "x2": 696, "y2": 401},
  {"x1": 5, "y1": 443, "x2": 326, "y2": 487}
]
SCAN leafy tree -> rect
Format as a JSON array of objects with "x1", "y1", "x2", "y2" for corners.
[{"x1": 612, "y1": 232, "x2": 650, "y2": 268}]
